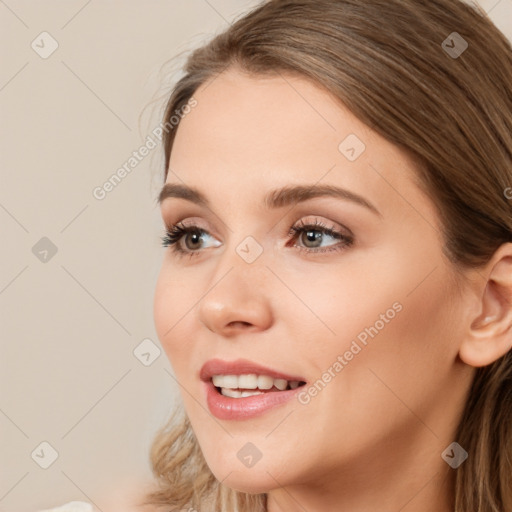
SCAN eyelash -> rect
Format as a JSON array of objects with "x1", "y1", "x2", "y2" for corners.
[{"x1": 160, "y1": 218, "x2": 354, "y2": 260}]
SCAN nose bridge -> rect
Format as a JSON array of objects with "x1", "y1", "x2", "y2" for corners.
[
  {"x1": 198, "y1": 234, "x2": 273, "y2": 333},
  {"x1": 213, "y1": 227, "x2": 269, "y2": 285}
]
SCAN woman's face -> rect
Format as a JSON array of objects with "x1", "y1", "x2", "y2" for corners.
[{"x1": 154, "y1": 68, "x2": 475, "y2": 496}]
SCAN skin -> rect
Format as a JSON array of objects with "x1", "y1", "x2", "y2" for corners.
[{"x1": 153, "y1": 67, "x2": 512, "y2": 512}]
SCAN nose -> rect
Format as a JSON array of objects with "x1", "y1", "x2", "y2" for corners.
[{"x1": 198, "y1": 260, "x2": 274, "y2": 336}]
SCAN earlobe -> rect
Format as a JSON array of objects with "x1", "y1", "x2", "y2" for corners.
[{"x1": 458, "y1": 242, "x2": 512, "y2": 368}]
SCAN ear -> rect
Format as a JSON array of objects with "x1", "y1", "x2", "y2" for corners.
[{"x1": 459, "y1": 242, "x2": 512, "y2": 367}]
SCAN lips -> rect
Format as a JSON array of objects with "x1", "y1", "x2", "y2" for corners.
[{"x1": 200, "y1": 358, "x2": 307, "y2": 420}]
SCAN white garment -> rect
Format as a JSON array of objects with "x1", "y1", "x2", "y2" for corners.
[{"x1": 38, "y1": 501, "x2": 93, "y2": 512}]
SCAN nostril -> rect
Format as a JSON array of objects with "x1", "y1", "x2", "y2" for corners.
[{"x1": 228, "y1": 321, "x2": 252, "y2": 328}]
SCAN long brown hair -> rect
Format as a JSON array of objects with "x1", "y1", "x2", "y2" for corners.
[{"x1": 143, "y1": 1, "x2": 512, "y2": 510}]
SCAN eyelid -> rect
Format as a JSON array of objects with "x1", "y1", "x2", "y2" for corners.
[
  {"x1": 164, "y1": 215, "x2": 351, "y2": 243},
  {"x1": 288, "y1": 216, "x2": 353, "y2": 237},
  {"x1": 165, "y1": 217, "x2": 213, "y2": 234},
  {"x1": 162, "y1": 207, "x2": 230, "y2": 236}
]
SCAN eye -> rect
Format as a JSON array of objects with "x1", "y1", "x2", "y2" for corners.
[
  {"x1": 161, "y1": 222, "x2": 221, "y2": 259},
  {"x1": 160, "y1": 218, "x2": 354, "y2": 259},
  {"x1": 287, "y1": 218, "x2": 354, "y2": 254}
]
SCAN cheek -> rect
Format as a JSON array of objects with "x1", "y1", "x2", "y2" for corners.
[
  {"x1": 153, "y1": 265, "x2": 197, "y2": 365},
  {"x1": 273, "y1": 253, "x2": 407, "y2": 364},
  {"x1": 267, "y1": 265, "x2": 459, "y2": 473},
  {"x1": 282, "y1": 248, "x2": 459, "y2": 411},
  {"x1": 308, "y1": 263, "x2": 459, "y2": 426}
]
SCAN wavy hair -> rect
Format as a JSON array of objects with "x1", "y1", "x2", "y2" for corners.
[{"x1": 142, "y1": 1, "x2": 512, "y2": 510}]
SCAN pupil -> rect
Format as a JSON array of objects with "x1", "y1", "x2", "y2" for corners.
[
  {"x1": 187, "y1": 232, "x2": 202, "y2": 249},
  {"x1": 304, "y1": 230, "x2": 321, "y2": 247}
]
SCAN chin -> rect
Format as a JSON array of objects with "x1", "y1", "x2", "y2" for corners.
[
  {"x1": 211, "y1": 466, "x2": 281, "y2": 494},
  {"x1": 194, "y1": 440, "x2": 289, "y2": 492}
]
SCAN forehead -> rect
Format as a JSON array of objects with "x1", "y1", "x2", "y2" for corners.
[
  {"x1": 166, "y1": 67, "x2": 438, "y2": 231},
  {"x1": 173, "y1": 68, "x2": 365, "y2": 160},
  {"x1": 170, "y1": 68, "x2": 375, "y2": 180}
]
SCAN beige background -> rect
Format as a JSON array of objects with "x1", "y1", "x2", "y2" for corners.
[{"x1": 1, "y1": 1, "x2": 511, "y2": 511}]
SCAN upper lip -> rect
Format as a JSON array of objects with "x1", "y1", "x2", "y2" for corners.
[{"x1": 200, "y1": 358, "x2": 306, "y2": 383}]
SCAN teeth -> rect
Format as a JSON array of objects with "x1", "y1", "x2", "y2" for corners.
[
  {"x1": 213, "y1": 374, "x2": 238, "y2": 388},
  {"x1": 257, "y1": 375, "x2": 274, "y2": 389},
  {"x1": 238, "y1": 374, "x2": 258, "y2": 388},
  {"x1": 274, "y1": 378, "x2": 288, "y2": 390},
  {"x1": 212, "y1": 374, "x2": 302, "y2": 393},
  {"x1": 240, "y1": 390, "x2": 265, "y2": 397},
  {"x1": 221, "y1": 388, "x2": 242, "y2": 398},
  {"x1": 220, "y1": 388, "x2": 265, "y2": 398}
]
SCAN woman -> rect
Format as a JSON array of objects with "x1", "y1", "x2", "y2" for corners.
[{"x1": 145, "y1": 0, "x2": 512, "y2": 511}]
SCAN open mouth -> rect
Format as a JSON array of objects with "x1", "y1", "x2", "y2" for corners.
[{"x1": 212, "y1": 374, "x2": 307, "y2": 398}]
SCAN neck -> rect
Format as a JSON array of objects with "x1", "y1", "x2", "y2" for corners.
[{"x1": 266, "y1": 431, "x2": 456, "y2": 512}]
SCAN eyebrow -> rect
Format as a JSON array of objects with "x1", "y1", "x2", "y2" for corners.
[{"x1": 158, "y1": 183, "x2": 382, "y2": 217}]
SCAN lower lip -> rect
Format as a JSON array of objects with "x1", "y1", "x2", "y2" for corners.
[{"x1": 203, "y1": 380, "x2": 303, "y2": 420}]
